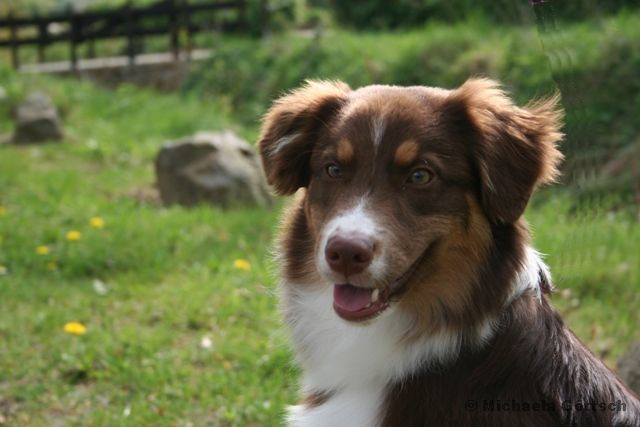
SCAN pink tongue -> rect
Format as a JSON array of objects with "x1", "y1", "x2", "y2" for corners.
[{"x1": 333, "y1": 285, "x2": 372, "y2": 312}]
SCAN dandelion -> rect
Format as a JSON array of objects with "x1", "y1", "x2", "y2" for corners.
[
  {"x1": 66, "y1": 230, "x2": 82, "y2": 241},
  {"x1": 223, "y1": 360, "x2": 233, "y2": 370},
  {"x1": 63, "y1": 321, "x2": 87, "y2": 335},
  {"x1": 0, "y1": 206, "x2": 7, "y2": 216},
  {"x1": 233, "y1": 259, "x2": 251, "y2": 272},
  {"x1": 89, "y1": 217, "x2": 105, "y2": 229},
  {"x1": 0, "y1": 265, "x2": 7, "y2": 275},
  {"x1": 36, "y1": 245, "x2": 50, "y2": 255}
]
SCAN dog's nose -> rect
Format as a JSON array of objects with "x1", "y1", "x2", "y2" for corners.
[{"x1": 325, "y1": 235, "x2": 373, "y2": 277}]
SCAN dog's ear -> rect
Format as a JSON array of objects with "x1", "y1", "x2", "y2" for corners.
[
  {"x1": 258, "y1": 80, "x2": 350, "y2": 195},
  {"x1": 447, "y1": 78, "x2": 564, "y2": 224}
]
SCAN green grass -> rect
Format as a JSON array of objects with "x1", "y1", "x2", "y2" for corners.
[
  {"x1": 0, "y1": 62, "x2": 638, "y2": 425},
  {"x1": 0, "y1": 71, "x2": 298, "y2": 425},
  {"x1": 529, "y1": 196, "x2": 640, "y2": 363}
]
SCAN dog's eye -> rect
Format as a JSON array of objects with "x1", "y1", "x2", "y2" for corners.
[
  {"x1": 326, "y1": 164, "x2": 342, "y2": 179},
  {"x1": 407, "y1": 168, "x2": 433, "y2": 185}
]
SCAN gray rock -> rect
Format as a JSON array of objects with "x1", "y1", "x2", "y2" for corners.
[
  {"x1": 618, "y1": 341, "x2": 640, "y2": 395},
  {"x1": 155, "y1": 130, "x2": 273, "y2": 208},
  {"x1": 12, "y1": 92, "x2": 63, "y2": 144}
]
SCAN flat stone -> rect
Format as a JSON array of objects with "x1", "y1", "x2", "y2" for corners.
[{"x1": 155, "y1": 130, "x2": 273, "y2": 208}]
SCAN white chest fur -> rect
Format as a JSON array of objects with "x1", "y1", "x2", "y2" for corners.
[
  {"x1": 282, "y1": 285, "x2": 467, "y2": 427},
  {"x1": 287, "y1": 386, "x2": 384, "y2": 427}
]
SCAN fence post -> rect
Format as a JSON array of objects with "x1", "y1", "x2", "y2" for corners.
[
  {"x1": 123, "y1": 0, "x2": 136, "y2": 67},
  {"x1": 125, "y1": 1, "x2": 136, "y2": 67},
  {"x1": 169, "y1": 0, "x2": 179, "y2": 61},
  {"x1": 37, "y1": 15, "x2": 47, "y2": 63},
  {"x1": 87, "y1": 38, "x2": 96, "y2": 59},
  {"x1": 260, "y1": 0, "x2": 269, "y2": 36},
  {"x1": 86, "y1": 17, "x2": 96, "y2": 59},
  {"x1": 8, "y1": 11, "x2": 19, "y2": 69},
  {"x1": 68, "y1": 5, "x2": 78, "y2": 72},
  {"x1": 184, "y1": 0, "x2": 192, "y2": 61},
  {"x1": 237, "y1": 0, "x2": 248, "y2": 32}
]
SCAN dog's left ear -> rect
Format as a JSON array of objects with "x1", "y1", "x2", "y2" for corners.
[{"x1": 447, "y1": 78, "x2": 564, "y2": 224}]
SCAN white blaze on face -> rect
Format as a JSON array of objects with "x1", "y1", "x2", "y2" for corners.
[
  {"x1": 316, "y1": 199, "x2": 387, "y2": 285},
  {"x1": 371, "y1": 115, "x2": 387, "y2": 153}
]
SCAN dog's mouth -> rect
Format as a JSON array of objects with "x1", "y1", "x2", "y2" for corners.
[{"x1": 332, "y1": 249, "x2": 427, "y2": 322}]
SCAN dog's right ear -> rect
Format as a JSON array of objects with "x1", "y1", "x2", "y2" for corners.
[{"x1": 258, "y1": 80, "x2": 350, "y2": 195}]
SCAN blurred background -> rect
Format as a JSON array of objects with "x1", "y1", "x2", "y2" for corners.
[{"x1": 0, "y1": 0, "x2": 638, "y2": 425}]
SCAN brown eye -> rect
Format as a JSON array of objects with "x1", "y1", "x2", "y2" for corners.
[
  {"x1": 326, "y1": 164, "x2": 342, "y2": 178},
  {"x1": 407, "y1": 168, "x2": 433, "y2": 185}
]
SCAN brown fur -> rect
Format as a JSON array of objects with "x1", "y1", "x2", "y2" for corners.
[
  {"x1": 446, "y1": 79, "x2": 564, "y2": 223},
  {"x1": 259, "y1": 80, "x2": 350, "y2": 195},
  {"x1": 397, "y1": 194, "x2": 494, "y2": 339},
  {"x1": 382, "y1": 295, "x2": 640, "y2": 427},
  {"x1": 301, "y1": 391, "x2": 334, "y2": 408}
]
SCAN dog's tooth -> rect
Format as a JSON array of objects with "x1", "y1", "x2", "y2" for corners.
[{"x1": 371, "y1": 288, "x2": 379, "y2": 303}]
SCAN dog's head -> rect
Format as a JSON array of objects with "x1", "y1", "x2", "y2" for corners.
[{"x1": 259, "y1": 79, "x2": 563, "y2": 327}]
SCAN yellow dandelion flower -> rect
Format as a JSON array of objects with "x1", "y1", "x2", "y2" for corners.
[
  {"x1": 233, "y1": 259, "x2": 251, "y2": 271},
  {"x1": 0, "y1": 206, "x2": 7, "y2": 216},
  {"x1": 63, "y1": 322, "x2": 87, "y2": 335},
  {"x1": 36, "y1": 245, "x2": 50, "y2": 255},
  {"x1": 89, "y1": 217, "x2": 105, "y2": 229},
  {"x1": 0, "y1": 265, "x2": 7, "y2": 275},
  {"x1": 47, "y1": 261, "x2": 58, "y2": 271},
  {"x1": 66, "y1": 230, "x2": 82, "y2": 241}
]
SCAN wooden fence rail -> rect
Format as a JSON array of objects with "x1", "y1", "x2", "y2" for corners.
[{"x1": 0, "y1": 0, "x2": 266, "y2": 70}]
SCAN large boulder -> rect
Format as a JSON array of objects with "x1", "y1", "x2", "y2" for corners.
[
  {"x1": 155, "y1": 131, "x2": 273, "y2": 208},
  {"x1": 12, "y1": 92, "x2": 63, "y2": 144},
  {"x1": 618, "y1": 341, "x2": 640, "y2": 395}
]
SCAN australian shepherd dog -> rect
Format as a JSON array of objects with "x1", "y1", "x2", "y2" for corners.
[{"x1": 257, "y1": 78, "x2": 640, "y2": 427}]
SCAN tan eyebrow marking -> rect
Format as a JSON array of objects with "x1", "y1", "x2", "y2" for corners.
[
  {"x1": 336, "y1": 138, "x2": 354, "y2": 164},
  {"x1": 394, "y1": 140, "x2": 418, "y2": 166}
]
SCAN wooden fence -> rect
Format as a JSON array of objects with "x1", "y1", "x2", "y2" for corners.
[{"x1": 0, "y1": 0, "x2": 267, "y2": 70}]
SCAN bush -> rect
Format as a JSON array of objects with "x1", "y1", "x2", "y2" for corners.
[
  {"x1": 323, "y1": 0, "x2": 639, "y2": 30},
  {"x1": 184, "y1": 20, "x2": 551, "y2": 125}
]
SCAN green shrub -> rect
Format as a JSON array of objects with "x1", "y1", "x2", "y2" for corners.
[
  {"x1": 324, "y1": 0, "x2": 639, "y2": 30},
  {"x1": 184, "y1": 21, "x2": 550, "y2": 125},
  {"x1": 186, "y1": 12, "x2": 640, "y2": 165}
]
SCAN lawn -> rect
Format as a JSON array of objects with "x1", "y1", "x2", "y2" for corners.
[
  {"x1": 0, "y1": 63, "x2": 638, "y2": 425},
  {"x1": 0, "y1": 73, "x2": 297, "y2": 426}
]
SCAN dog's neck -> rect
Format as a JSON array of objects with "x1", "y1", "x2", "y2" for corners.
[
  {"x1": 286, "y1": 264, "x2": 640, "y2": 427},
  {"x1": 380, "y1": 291, "x2": 640, "y2": 427},
  {"x1": 283, "y1": 243, "x2": 554, "y2": 427}
]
